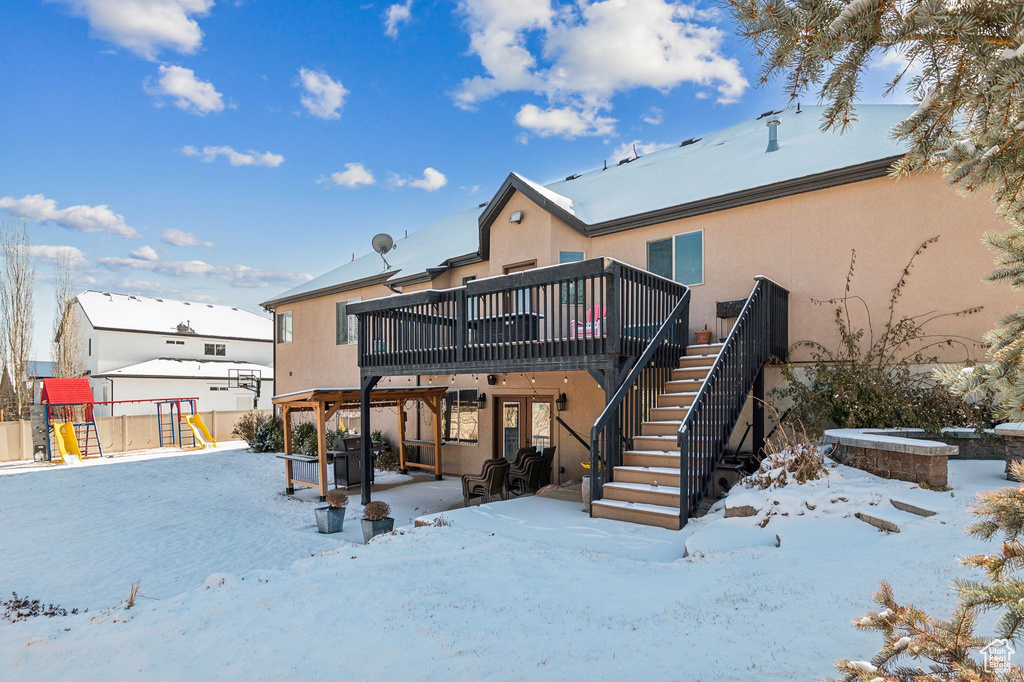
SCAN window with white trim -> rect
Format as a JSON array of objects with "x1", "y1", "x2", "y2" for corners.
[
  {"x1": 442, "y1": 389, "x2": 479, "y2": 444},
  {"x1": 204, "y1": 343, "x2": 226, "y2": 356},
  {"x1": 336, "y1": 298, "x2": 360, "y2": 345},
  {"x1": 276, "y1": 311, "x2": 292, "y2": 344},
  {"x1": 559, "y1": 250, "x2": 585, "y2": 303},
  {"x1": 646, "y1": 230, "x2": 703, "y2": 286}
]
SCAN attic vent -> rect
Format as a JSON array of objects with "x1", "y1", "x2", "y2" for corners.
[
  {"x1": 756, "y1": 109, "x2": 784, "y2": 120},
  {"x1": 155, "y1": 298, "x2": 163, "y2": 302},
  {"x1": 766, "y1": 118, "x2": 781, "y2": 153},
  {"x1": 176, "y1": 321, "x2": 195, "y2": 334},
  {"x1": 478, "y1": 201, "x2": 489, "y2": 208},
  {"x1": 617, "y1": 157, "x2": 633, "y2": 166},
  {"x1": 206, "y1": 304, "x2": 213, "y2": 308},
  {"x1": 183, "y1": 302, "x2": 190, "y2": 306},
  {"x1": 679, "y1": 137, "x2": 701, "y2": 147},
  {"x1": 564, "y1": 173, "x2": 580, "y2": 181}
]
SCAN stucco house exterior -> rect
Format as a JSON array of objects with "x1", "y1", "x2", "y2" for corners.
[
  {"x1": 263, "y1": 104, "x2": 1016, "y2": 528},
  {"x1": 71, "y1": 292, "x2": 275, "y2": 416}
]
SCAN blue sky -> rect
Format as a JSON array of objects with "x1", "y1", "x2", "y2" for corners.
[{"x1": 0, "y1": 0, "x2": 907, "y2": 360}]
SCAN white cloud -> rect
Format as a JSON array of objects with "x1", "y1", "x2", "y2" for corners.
[
  {"x1": 319, "y1": 163, "x2": 376, "y2": 188},
  {"x1": 182, "y1": 145, "x2": 285, "y2": 167},
  {"x1": 0, "y1": 193, "x2": 139, "y2": 238},
  {"x1": 389, "y1": 167, "x2": 448, "y2": 191},
  {"x1": 29, "y1": 245, "x2": 89, "y2": 268},
  {"x1": 610, "y1": 139, "x2": 674, "y2": 160},
  {"x1": 51, "y1": 0, "x2": 213, "y2": 60},
  {"x1": 296, "y1": 68, "x2": 347, "y2": 120},
  {"x1": 130, "y1": 245, "x2": 160, "y2": 261},
  {"x1": 515, "y1": 103, "x2": 615, "y2": 138},
  {"x1": 145, "y1": 65, "x2": 225, "y2": 115},
  {"x1": 98, "y1": 255, "x2": 312, "y2": 288},
  {"x1": 161, "y1": 228, "x2": 213, "y2": 247},
  {"x1": 454, "y1": 0, "x2": 747, "y2": 138},
  {"x1": 384, "y1": 1, "x2": 413, "y2": 38},
  {"x1": 642, "y1": 106, "x2": 663, "y2": 125}
]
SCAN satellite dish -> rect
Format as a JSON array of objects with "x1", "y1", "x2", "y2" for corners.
[{"x1": 372, "y1": 233, "x2": 395, "y2": 270}]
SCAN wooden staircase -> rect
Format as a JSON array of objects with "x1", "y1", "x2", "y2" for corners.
[{"x1": 592, "y1": 343, "x2": 723, "y2": 530}]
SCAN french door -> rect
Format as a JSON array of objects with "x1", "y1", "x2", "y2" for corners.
[{"x1": 496, "y1": 396, "x2": 554, "y2": 460}]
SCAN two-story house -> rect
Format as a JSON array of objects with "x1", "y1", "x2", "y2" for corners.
[{"x1": 72, "y1": 291, "x2": 274, "y2": 416}]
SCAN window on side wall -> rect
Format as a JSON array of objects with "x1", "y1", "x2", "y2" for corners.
[
  {"x1": 204, "y1": 343, "x2": 226, "y2": 356},
  {"x1": 336, "y1": 298, "x2": 360, "y2": 345},
  {"x1": 559, "y1": 251, "x2": 585, "y2": 304},
  {"x1": 277, "y1": 311, "x2": 292, "y2": 344},
  {"x1": 646, "y1": 230, "x2": 703, "y2": 286},
  {"x1": 442, "y1": 389, "x2": 479, "y2": 444}
]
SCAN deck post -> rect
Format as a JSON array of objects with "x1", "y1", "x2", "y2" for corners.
[
  {"x1": 359, "y1": 375, "x2": 381, "y2": 505},
  {"x1": 752, "y1": 367, "x2": 765, "y2": 460},
  {"x1": 432, "y1": 395, "x2": 443, "y2": 480},
  {"x1": 282, "y1": 405, "x2": 294, "y2": 495},
  {"x1": 315, "y1": 399, "x2": 328, "y2": 502},
  {"x1": 396, "y1": 400, "x2": 408, "y2": 474}
]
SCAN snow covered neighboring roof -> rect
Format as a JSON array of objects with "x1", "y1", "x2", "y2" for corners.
[
  {"x1": 96, "y1": 358, "x2": 274, "y2": 380},
  {"x1": 78, "y1": 291, "x2": 272, "y2": 342},
  {"x1": 266, "y1": 104, "x2": 914, "y2": 306}
]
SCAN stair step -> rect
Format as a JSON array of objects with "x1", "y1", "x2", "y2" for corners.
[
  {"x1": 678, "y1": 354, "x2": 718, "y2": 368},
  {"x1": 614, "y1": 465, "x2": 681, "y2": 486},
  {"x1": 664, "y1": 379, "x2": 704, "y2": 393},
  {"x1": 657, "y1": 392, "x2": 697, "y2": 407},
  {"x1": 604, "y1": 481, "x2": 681, "y2": 506},
  {"x1": 650, "y1": 406, "x2": 690, "y2": 421},
  {"x1": 632, "y1": 435, "x2": 680, "y2": 452},
  {"x1": 672, "y1": 366, "x2": 713, "y2": 380},
  {"x1": 624, "y1": 450, "x2": 681, "y2": 468},
  {"x1": 641, "y1": 420, "x2": 682, "y2": 436},
  {"x1": 592, "y1": 499, "x2": 682, "y2": 530},
  {"x1": 686, "y1": 343, "x2": 724, "y2": 356}
]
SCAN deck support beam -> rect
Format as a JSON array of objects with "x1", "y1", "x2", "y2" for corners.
[{"x1": 360, "y1": 375, "x2": 381, "y2": 505}]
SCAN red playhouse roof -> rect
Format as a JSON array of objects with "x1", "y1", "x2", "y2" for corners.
[{"x1": 41, "y1": 378, "x2": 95, "y2": 405}]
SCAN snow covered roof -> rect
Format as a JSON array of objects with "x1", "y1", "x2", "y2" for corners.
[
  {"x1": 78, "y1": 291, "x2": 272, "y2": 342},
  {"x1": 95, "y1": 358, "x2": 274, "y2": 380},
  {"x1": 265, "y1": 104, "x2": 913, "y2": 307}
]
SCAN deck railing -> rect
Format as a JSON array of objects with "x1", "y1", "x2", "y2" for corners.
[
  {"x1": 677, "y1": 276, "x2": 789, "y2": 524},
  {"x1": 351, "y1": 258, "x2": 688, "y2": 375}
]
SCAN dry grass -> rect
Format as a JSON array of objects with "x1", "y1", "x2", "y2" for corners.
[
  {"x1": 745, "y1": 405, "x2": 833, "y2": 490},
  {"x1": 325, "y1": 489, "x2": 349, "y2": 509},
  {"x1": 125, "y1": 580, "x2": 141, "y2": 610},
  {"x1": 362, "y1": 501, "x2": 391, "y2": 522}
]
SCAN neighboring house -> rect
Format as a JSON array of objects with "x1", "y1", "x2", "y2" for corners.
[
  {"x1": 71, "y1": 292, "x2": 274, "y2": 416},
  {"x1": 262, "y1": 104, "x2": 1017, "y2": 529}
]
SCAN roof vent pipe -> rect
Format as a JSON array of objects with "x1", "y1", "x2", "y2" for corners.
[{"x1": 765, "y1": 118, "x2": 781, "y2": 152}]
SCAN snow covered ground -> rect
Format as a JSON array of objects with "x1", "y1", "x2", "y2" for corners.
[{"x1": 0, "y1": 450, "x2": 1012, "y2": 680}]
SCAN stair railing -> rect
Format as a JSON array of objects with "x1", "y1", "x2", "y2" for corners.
[
  {"x1": 589, "y1": 289, "x2": 690, "y2": 505},
  {"x1": 677, "y1": 276, "x2": 788, "y2": 524}
]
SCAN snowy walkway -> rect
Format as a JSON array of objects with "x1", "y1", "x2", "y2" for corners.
[
  {"x1": 0, "y1": 456, "x2": 1012, "y2": 680},
  {"x1": 0, "y1": 448, "x2": 463, "y2": 609}
]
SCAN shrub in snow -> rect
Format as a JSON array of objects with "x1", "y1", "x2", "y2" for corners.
[
  {"x1": 233, "y1": 411, "x2": 282, "y2": 452},
  {"x1": 375, "y1": 447, "x2": 400, "y2": 473},
  {"x1": 833, "y1": 461, "x2": 1024, "y2": 680},
  {"x1": 771, "y1": 238, "x2": 997, "y2": 435},
  {"x1": 362, "y1": 501, "x2": 391, "y2": 522},
  {"x1": 2, "y1": 593, "x2": 79, "y2": 622},
  {"x1": 745, "y1": 415, "x2": 830, "y2": 489},
  {"x1": 325, "y1": 489, "x2": 349, "y2": 509}
]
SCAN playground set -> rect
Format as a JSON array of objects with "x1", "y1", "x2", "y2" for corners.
[{"x1": 40, "y1": 378, "x2": 218, "y2": 463}]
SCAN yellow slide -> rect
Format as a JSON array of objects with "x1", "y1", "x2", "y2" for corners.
[
  {"x1": 185, "y1": 414, "x2": 217, "y2": 449},
  {"x1": 53, "y1": 422, "x2": 83, "y2": 463}
]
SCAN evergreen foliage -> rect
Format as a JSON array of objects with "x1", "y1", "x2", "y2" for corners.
[{"x1": 726, "y1": 0, "x2": 1024, "y2": 421}]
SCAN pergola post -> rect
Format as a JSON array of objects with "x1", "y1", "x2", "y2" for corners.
[
  {"x1": 396, "y1": 400, "x2": 408, "y2": 475},
  {"x1": 315, "y1": 399, "x2": 328, "y2": 502},
  {"x1": 431, "y1": 395, "x2": 443, "y2": 481},
  {"x1": 360, "y1": 375, "x2": 381, "y2": 505},
  {"x1": 282, "y1": 405, "x2": 294, "y2": 495}
]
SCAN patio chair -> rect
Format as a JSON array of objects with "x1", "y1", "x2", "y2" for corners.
[
  {"x1": 570, "y1": 305, "x2": 606, "y2": 339},
  {"x1": 536, "y1": 447, "x2": 555, "y2": 488},
  {"x1": 509, "y1": 446, "x2": 536, "y2": 470},
  {"x1": 462, "y1": 457, "x2": 510, "y2": 507},
  {"x1": 507, "y1": 453, "x2": 545, "y2": 497}
]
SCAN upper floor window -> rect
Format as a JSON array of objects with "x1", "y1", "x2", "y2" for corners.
[
  {"x1": 336, "y1": 298, "x2": 360, "y2": 345},
  {"x1": 204, "y1": 343, "x2": 226, "y2": 357},
  {"x1": 277, "y1": 311, "x2": 292, "y2": 344},
  {"x1": 559, "y1": 250, "x2": 585, "y2": 304},
  {"x1": 166, "y1": 339, "x2": 184, "y2": 345},
  {"x1": 647, "y1": 230, "x2": 703, "y2": 286}
]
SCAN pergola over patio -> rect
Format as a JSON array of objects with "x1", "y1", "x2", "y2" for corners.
[{"x1": 272, "y1": 385, "x2": 450, "y2": 503}]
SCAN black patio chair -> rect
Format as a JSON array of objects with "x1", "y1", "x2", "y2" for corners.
[{"x1": 462, "y1": 457, "x2": 510, "y2": 507}]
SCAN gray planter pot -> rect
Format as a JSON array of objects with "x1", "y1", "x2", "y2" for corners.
[
  {"x1": 361, "y1": 517, "x2": 395, "y2": 543},
  {"x1": 315, "y1": 506, "x2": 346, "y2": 534}
]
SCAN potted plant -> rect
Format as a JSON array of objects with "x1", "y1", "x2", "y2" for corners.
[
  {"x1": 361, "y1": 500, "x2": 394, "y2": 543},
  {"x1": 315, "y1": 489, "x2": 348, "y2": 534},
  {"x1": 580, "y1": 460, "x2": 603, "y2": 513},
  {"x1": 370, "y1": 429, "x2": 384, "y2": 446},
  {"x1": 695, "y1": 324, "x2": 712, "y2": 345}
]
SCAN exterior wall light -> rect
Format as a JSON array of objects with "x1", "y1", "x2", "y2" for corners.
[
  {"x1": 477, "y1": 393, "x2": 487, "y2": 409},
  {"x1": 509, "y1": 211, "x2": 524, "y2": 223},
  {"x1": 555, "y1": 392, "x2": 567, "y2": 412}
]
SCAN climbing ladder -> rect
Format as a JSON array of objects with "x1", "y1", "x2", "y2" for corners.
[
  {"x1": 155, "y1": 400, "x2": 198, "y2": 449},
  {"x1": 590, "y1": 276, "x2": 789, "y2": 530}
]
